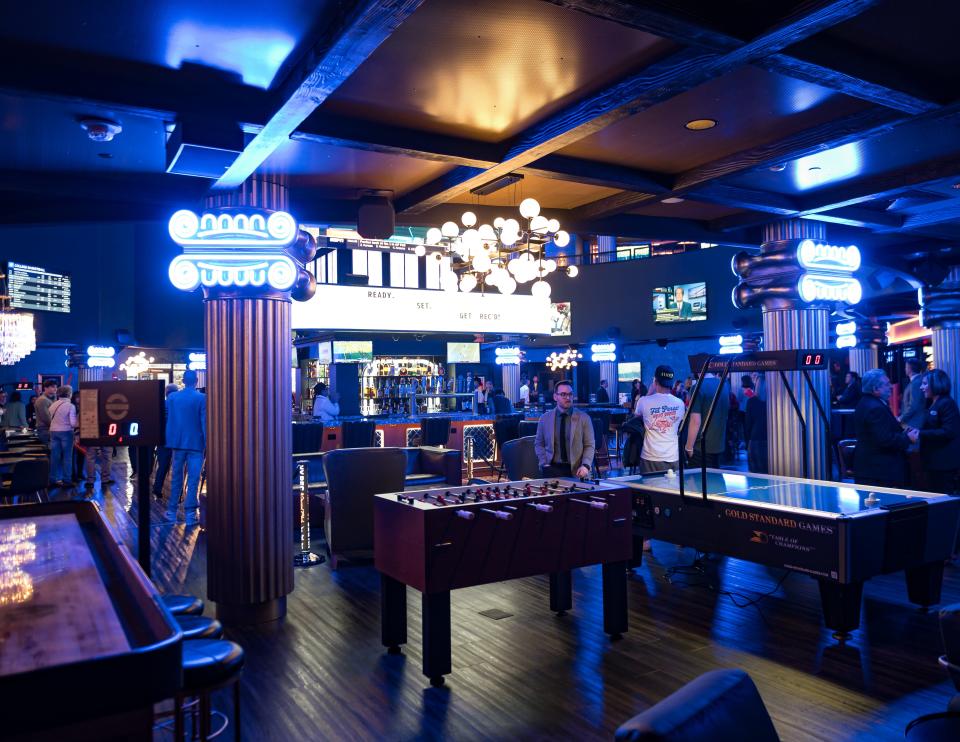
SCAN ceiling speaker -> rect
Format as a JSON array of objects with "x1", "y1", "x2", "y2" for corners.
[{"x1": 358, "y1": 195, "x2": 394, "y2": 239}]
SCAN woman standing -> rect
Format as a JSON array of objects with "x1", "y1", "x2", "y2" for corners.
[
  {"x1": 48, "y1": 385, "x2": 78, "y2": 487},
  {"x1": 917, "y1": 369, "x2": 960, "y2": 494}
]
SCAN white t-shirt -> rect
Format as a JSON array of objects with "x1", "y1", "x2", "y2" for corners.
[
  {"x1": 634, "y1": 392, "x2": 684, "y2": 463},
  {"x1": 312, "y1": 395, "x2": 340, "y2": 423},
  {"x1": 519, "y1": 384, "x2": 530, "y2": 404}
]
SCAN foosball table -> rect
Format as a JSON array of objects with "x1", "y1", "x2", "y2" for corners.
[{"x1": 374, "y1": 478, "x2": 632, "y2": 686}]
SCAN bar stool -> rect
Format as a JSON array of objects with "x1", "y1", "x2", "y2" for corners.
[
  {"x1": 176, "y1": 615, "x2": 224, "y2": 640},
  {"x1": 162, "y1": 593, "x2": 204, "y2": 616},
  {"x1": 176, "y1": 639, "x2": 245, "y2": 741}
]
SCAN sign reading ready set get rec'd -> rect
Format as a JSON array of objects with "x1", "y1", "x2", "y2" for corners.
[{"x1": 291, "y1": 284, "x2": 553, "y2": 335}]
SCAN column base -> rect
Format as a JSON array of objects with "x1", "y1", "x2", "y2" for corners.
[{"x1": 215, "y1": 597, "x2": 287, "y2": 625}]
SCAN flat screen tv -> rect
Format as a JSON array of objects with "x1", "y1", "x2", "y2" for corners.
[
  {"x1": 332, "y1": 340, "x2": 372, "y2": 363},
  {"x1": 549, "y1": 302, "x2": 572, "y2": 336},
  {"x1": 316, "y1": 341, "x2": 333, "y2": 364},
  {"x1": 617, "y1": 362, "x2": 643, "y2": 383},
  {"x1": 652, "y1": 282, "x2": 707, "y2": 323},
  {"x1": 447, "y1": 342, "x2": 480, "y2": 363}
]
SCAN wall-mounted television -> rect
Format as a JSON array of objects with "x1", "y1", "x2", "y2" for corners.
[
  {"x1": 652, "y1": 282, "x2": 707, "y2": 323},
  {"x1": 7, "y1": 261, "x2": 71, "y2": 313},
  {"x1": 447, "y1": 342, "x2": 480, "y2": 363},
  {"x1": 332, "y1": 340, "x2": 372, "y2": 363},
  {"x1": 317, "y1": 341, "x2": 333, "y2": 364},
  {"x1": 617, "y1": 362, "x2": 643, "y2": 383}
]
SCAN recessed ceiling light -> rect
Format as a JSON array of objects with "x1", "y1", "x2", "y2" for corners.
[
  {"x1": 661, "y1": 197, "x2": 685, "y2": 204},
  {"x1": 769, "y1": 163, "x2": 786, "y2": 172},
  {"x1": 685, "y1": 118, "x2": 717, "y2": 131}
]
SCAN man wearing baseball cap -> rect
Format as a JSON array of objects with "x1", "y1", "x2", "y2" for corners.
[{"x1": 633, "y1": 365, "x2": 685, "y2": 473}]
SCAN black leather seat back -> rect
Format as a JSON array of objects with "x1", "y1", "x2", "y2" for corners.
[
  {"x1": 341, "y1": 420, "x2": 376, "y2": 449},
  {"x1": 502, "y1": 436, "x2": 540, "y2": 480},
  {"x1": 421, "y1": 417, "x2": 451, "y2": 447},
  {"x1": 322, "y1": 447, "x2": 407, "y2": 557}
]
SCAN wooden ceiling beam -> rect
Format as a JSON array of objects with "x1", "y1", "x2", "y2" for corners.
[
  {"x1": 213, "y1": 0, "x2": 424, "y2": 190},
  {"x1": 396, "y1": 0, "x2": 876, "y2": 215},
  {"x1": 541, "y1": 0, "x2": 938, "y2": 114}
]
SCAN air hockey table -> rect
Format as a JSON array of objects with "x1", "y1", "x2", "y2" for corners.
[{"x1": 610, "y1": 469, "x2": 960, "y2": 639}]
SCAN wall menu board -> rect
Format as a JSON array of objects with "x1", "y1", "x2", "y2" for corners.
[{"x1": 6, "y1": 261, "x2": 71, "y2": 313}]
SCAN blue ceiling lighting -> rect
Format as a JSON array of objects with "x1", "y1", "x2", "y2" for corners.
[
  {"x1": 792, "y1": 142, "x2": 862, "y2": 190},
  {"x1": 164, "y1": 21, "x2": 295, "y2": 89}
]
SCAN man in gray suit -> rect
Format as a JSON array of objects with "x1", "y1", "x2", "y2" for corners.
[
  {"x1": 535, "y1": 379, "x2": 596, "y2": 478},
  {"x1": 899, "y1": 357, "x2": 926, "y2": 430}
]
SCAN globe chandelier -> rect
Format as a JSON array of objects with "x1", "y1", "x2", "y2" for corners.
[
  {"x1": 421, "y1": 197, "x2": 577, "y2": 298},
  {"x1": 119, "y1": 350, "x2": 154, "y2": 378}
]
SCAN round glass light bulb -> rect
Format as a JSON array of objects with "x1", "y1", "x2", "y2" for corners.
[
  {"x1": 519, "y1": 197, "x2": 540, "y2": 219},
  {"x1": 547, "y1": 218, "x2": 560, "y2": 233},
  {"x1": 462, "y1": 228, "x2": 481, "y2": 250},
  {"x1": 432, "y1": 251, "x2": 444, "y2": 262},
  {"x1": 478, "y1": 223, "x2": 496, "y2": 240},
  {"x1": 500, "y1": 231, "x2": 518, "y2": 247},
  {"x1": 461, "y1": 211, "x2": 477, "y2": 227},
  {"x1": 508, "y1": 258, "x2": 520, "y2": 275},
  {"x1": 441, "y1": 221, "x2": 459, "y2": 238},
  {"x1": 566, "y1": 264, "x2": 579, "y2": 278},
  {"x1": 493, "y1": 216, "x2": 505, "y2": 229},
  {"x1": 472, "y1": 253, "x2": 491, "y2": 272},
  {"x1": 504, "y1": 218, "x2": 520, "y2": 233},
  {"x1": 554, "y1": 230, "x2": 570, "y2": 247},
  {"x1": 530, "y1": 215, "x2": 549, "y2": 233},
  {"x1": 545, "y1": 259, "x2": 557, "y2": 272},
  {"x1": 459, "y1": 274, "x2": 477, "y2": 293},
  {"x1": 499, "y1": 276, "x2": 517, "y2": 295},
  {"x1": 442, "y1": 271, "x2": 459, "y2": 292},
  {"x1": 426, "y1": 227, "x2": 442, "y2": 245},
  {"x1": 531, "y1": 280, "x2": 552, "y2": 298},
  {"x1": 414, "y1": 244, "x2": 426, "y2": 257}
]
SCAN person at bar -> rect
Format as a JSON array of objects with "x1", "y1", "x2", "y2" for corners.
[
  {"x1": 742, "y1": 375, "x2": 768, "y2": 473},
  {"x1": 633, "y1": 366, "x2": 683, "y2": 473},
  {"x1": 311, "y1": 382, "x2": 340, "y2": 422},
  {"x1": 853, "y1": 369, "x2": 916, "y2": 487},
  {"x1": 48, "y1": 385, "x2": 77, "y2": 487},
  {"x1": 684, "y1": 371, "x2": 729, "y2": 467},
  {"x1": 899, "y1": 357, "x2": 927, "y2": 430},
  {"x1": 33, "y1": 379, "x2": 57, "y2": 445},
  {"x1": 151, "y1": 383, "x2": 179, "y2": 498},
  {"x1": 474, "y1": 377, "x2": 487, "y2": 414},
  {"x1": 519, "y1": 376, "x2": 530, "y2": 407},
  {"x1": 835, "y1": 371, "x2": 862, "y2": 407},
  {"x1": 165, "y1": 369, "x2": 206, "y2": 524},
  {"x1": 3, "y1": 391, "x2": 27, "y2": 429},
  {"x1": 916, "y1": 369, "x2": 960, "y2": 494},
  {"x1": 596, "y1": 379, "x2": 610, "y2": 403},
  {"x1": 534, "y1": 379, "x2": 595, "y2": 479}
]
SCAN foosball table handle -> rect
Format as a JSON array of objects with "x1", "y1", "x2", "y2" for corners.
[
  {"x1": 480, "y1": 508, "x2": 513, "y2": 520},
  {"x1": 528, "y1": 503, "x2": 554, "y2": 513},
  {"x1": 570, "y1": 498, "x2": 608, "y2": 510},
  {"x1": 455, "y1": 509, "x2": 475, "y2": 520}
]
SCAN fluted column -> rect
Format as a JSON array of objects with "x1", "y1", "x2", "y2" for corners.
[
  {"x1": 763, "y1": 307, "x2": 831, "y2": 479},
  {"x1": 598, "y1": 361, "x2": 616, "y2": 397},
  {"x1": 78, "y1": 367, "x2": 105, "y2": 385},
  {"x1": 500, "y1": 364, "x2": 520, "y2": 403},
  {"x1": 205, "y1": 297, "x2": 293, "y2": 623},
  {"x1": 922, "y1": 267, "x2": 960, "y2": 387},
  {"x1": 848, "y1": 347, "x2": 878, "y2": 376}
]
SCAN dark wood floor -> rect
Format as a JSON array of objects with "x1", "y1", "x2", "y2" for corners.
[{"x1": 60, "y1": 460, "x2": 960, "y2": 741}]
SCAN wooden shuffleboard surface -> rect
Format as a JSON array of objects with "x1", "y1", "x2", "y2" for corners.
[{"x1": 0, "y1": 514, "x2": 129, "y2": 677}]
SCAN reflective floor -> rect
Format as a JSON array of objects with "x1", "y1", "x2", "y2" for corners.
[{"x1": 50, "y1": 458, "x2": 960, "y2": 741}]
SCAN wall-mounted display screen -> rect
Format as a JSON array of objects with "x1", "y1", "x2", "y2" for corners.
[
  {"x1": 617, "y1": 362, "x2": 643, "y2": 383},
  {"x1": 332, "y1": 340, "x2": 372, "y2": 363},
  {"x1": 7, "y1": 261, "x2": 71, "y2": 313},
  {"x1": 652, "y1": 282, "x2": 707, "y2": 323},
  {"x1": 447, "y1": 342, "x2": 480, "y2": 363},
  {"x1": 317, "y1": 341, "x2": 333, "y2": 364},
  {"x1": 549, "y1": 302, "x2": 572, "y2": 336}
]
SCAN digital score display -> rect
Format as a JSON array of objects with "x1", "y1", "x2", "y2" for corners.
[
  {"x1": 78, "y1": 380, "x2": 165, "y2": 447},
  {"x1": 690, "y1": 350, "x2": 830, "y2": 374},
  {"x1": 800, "y1": 352, "x2": 826, "y2": 369},
  {"x1": 7, "y1": 261, "x2": 71, "y2": 313}
]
